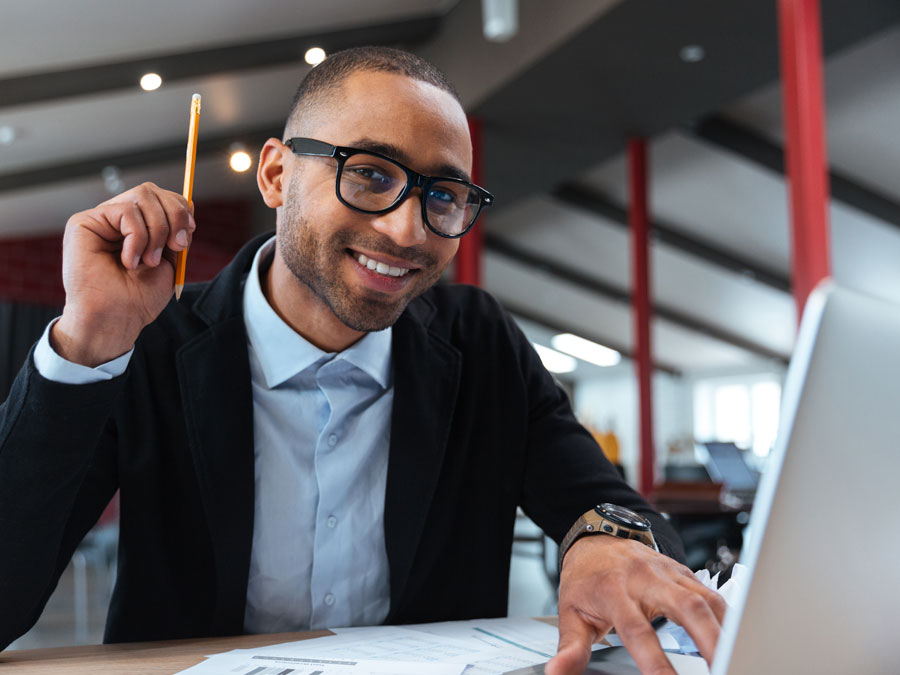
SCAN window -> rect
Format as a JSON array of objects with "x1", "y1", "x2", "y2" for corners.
[{"x1": 693, "y1": 374, "x2": 782, "y2": 458}]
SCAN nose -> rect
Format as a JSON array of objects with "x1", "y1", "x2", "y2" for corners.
[{"x1": 370, "y1": 192, "x2": 428, "y2": 248}]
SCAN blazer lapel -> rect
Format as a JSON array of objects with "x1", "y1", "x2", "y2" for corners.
[
  {"x1": 173, "y1": 236, "x2": 265, "y2": 635},
  {"x1": 384, "y1": 299, "x2": 461, "y2": 617},
  {"x1": 177, "y1": 316, "x2": 255, "y2": 634}
]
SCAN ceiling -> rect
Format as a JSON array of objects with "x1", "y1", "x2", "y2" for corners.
[{"x1": 2, "y1": 0, "x2": 899, "y2": 378}]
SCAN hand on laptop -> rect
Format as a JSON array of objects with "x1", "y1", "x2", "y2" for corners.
[{"x1": 545, "y1": 536, "x2": 726, "y2": 675}]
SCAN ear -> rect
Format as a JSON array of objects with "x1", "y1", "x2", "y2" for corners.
[{"x1": 257, "y1": 138, "x2": 287, "y2": 208}]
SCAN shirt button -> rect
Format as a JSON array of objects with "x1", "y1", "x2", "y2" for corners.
[
  {"x1": 328, "y1": 433, "x2": 338, "y2": 447},
  {"x1": 324, "y1": 593, "x2": 335, "y2": 606},
  {"x1": 327, "y1": 515, "x2": 338, "y2": 528}
]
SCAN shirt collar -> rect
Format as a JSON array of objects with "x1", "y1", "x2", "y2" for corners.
[{"x1": 242, "y1": 237, "x2": 393, "y2": 390}]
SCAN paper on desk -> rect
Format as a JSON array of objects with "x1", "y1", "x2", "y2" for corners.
[
  {"x1": 224, "y1": 624, "x2": 497, "y2": 662},
  {"x1": 175, "y1": 650, "x2": 465, "y2": 675},
  {"x1": 213, "y1": 618, "x2": 577, "y2": 675},
  {"x1": 401, "y1": 617, "x2": 561, "y2": 656},
  {"x1": 397, "y1": 616, "x2": 583, "y2": 674},
  {"x1": 334, "y1": 617, "x2": 583, "y2": 675}
]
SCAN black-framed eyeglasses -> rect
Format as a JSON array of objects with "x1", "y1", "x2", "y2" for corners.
[{"x1": 284, "y1": 137, "x2": 494, "y2": 239}]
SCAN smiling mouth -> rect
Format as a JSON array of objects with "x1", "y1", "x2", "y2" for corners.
[{"x1": 350, "y1": 250, "x2": 416, "y2": 278}]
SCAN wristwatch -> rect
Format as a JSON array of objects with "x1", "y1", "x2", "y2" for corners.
[{"x1": 558, "y1": 503, "x2": 658, "y2": 568}]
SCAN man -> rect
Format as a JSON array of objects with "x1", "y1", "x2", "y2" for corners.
[{"x1": 0, "y1": 47, "x2": 724, "y2": 673}]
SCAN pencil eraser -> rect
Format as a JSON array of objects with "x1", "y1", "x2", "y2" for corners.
[{"x1": 192, "y1": 93, "x2": 201, "y2": 101}]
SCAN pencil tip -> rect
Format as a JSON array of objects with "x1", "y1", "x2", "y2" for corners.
[
  {"x1": 192, "y1": 93, "x2": 201, "y2": 101},
  {"x1": 174, "y1": 285, "x2": 183, "y2": 301}
]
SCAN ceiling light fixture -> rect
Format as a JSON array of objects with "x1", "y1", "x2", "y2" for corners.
[
  {"x1": 482, "y1": 0, "x2": 518, "y2": 42},
  {"x1": 0, "y1": 125, "x2": 17, "y2": 145},
  {"x1": 101, "y1": 166, "x2": 124, "y2": 194},
  {"x1": 551, "y1": 333, "x2": 621, "y2": 368},
  {"x1": 532, "y1": 343, "x2": 577, "y2": 374},
  {"x1": 229, "y1": 147, "x2": 253, "y2": 173},
  {"x1": 679, "y1": 45, "x2": 706, "y2": 63},
  {"x1": 305, "y1": 47, "x2": 327, "y2": 66},
  {"x1": 140, "y1": 72, "x2": 163, "y2": 91}
]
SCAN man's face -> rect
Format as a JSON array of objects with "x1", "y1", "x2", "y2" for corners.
[{"x1": 276, "y1": 70, "x2": 471, "y2": 332}]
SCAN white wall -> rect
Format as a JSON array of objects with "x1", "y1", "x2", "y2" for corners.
[{"x1": 573, "y1": 366, "x2": 694, "y2": 486}]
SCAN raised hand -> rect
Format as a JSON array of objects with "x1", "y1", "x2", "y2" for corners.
[{"x1": 51, "y1": 182, "x2": 196, "y2": 367}]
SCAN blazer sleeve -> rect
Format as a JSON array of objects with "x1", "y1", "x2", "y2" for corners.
[
  {"x1": 505, "y1": 314, "x2": 686, "y2": 563},
  {"x1": 0, "y1": 350, "x2": 122, "y2": 650}
]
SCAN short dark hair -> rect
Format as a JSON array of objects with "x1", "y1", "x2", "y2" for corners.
[{"x1": 284, "y1": 46, "x2": 460, "y2": 134}]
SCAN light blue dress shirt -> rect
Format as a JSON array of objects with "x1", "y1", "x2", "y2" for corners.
[{"x1": 33, "y1": 237, "x2": 393, "y2": 633}]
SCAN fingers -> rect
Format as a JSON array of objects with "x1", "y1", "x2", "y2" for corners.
[
  {"x1": 136, "y1": 191, "x2": 170, "y2": 267},
  {"x1": 556, "y1": 537, "x2": 726, "y2": 672},
  {"x1": 613, "y1": 604, "x2": 677, "y2": 675},
  {"x1": 159, "y1": 192, "x2": 196, "y2": 252},
  {"x1": 545, "y1": 609, "x2": 605, "y2": 675},
  {"x1": 662, "y1": 579, "x2": 727, "y2": 663},
  {"x1": 661, "y1": 593, "x2": 720, "y2": 663},
  {"x1": 80, "y1": 183, "x2": 195, "y2": 270},
  {"x1": 646, "y1": 558, "x2": 728, "y2": 659},
  {"x1": 118, "y1": 202, "x2": 150, "y2": 270},
  {"x1": 675, "y1": 573, "x2": 729, "y2": 625}
]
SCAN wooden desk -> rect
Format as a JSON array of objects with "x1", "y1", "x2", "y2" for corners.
[{"x1": 0, "y1": 630, "x2": 332, "y2": 674}]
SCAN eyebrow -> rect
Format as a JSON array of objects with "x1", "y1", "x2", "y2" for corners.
[{"x1": 349, "y1": 138, "x2": 472, "y2": 183}]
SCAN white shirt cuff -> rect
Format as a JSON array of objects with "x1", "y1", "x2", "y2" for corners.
[{"x1": 33, "y1": 318, "x2": 134, "y2": 384}]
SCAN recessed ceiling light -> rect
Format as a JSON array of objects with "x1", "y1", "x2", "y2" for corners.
[
  {"x1": 0, "y1": 125, "x2": 17, "y2": 145},
  {"x1": 532, "y1": 343, "x2": 577, "y2": 374},
  {"x1": 229, "y1": 150, "x2": 253, "y2": 173},
  {"x1": 305, "y1": 47, "x2": 327, "y2": 66},
  {"x1": 101, "y1": 165, "x2": 124, "y2": 194},
  {"x1": 679, "y1": 45, "x2": 706, "y2": 63},
  {"x1": 140, "y1": 73, "x2": 163, "y2": 91},
  {"x1": 551, "y1": 333, "x2": 621, "y2": 368},
  {"x1": 482, "y1": 0, "x2": 518, "y2": 42}
]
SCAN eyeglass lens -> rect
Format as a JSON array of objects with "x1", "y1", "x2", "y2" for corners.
[{"x1": 339, "y1": 153, "x2": 481, "y2": 236}]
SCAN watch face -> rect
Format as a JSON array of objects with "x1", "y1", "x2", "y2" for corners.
[{"x1": 595, "y1": 503, "x2": 651, "y2": 531}]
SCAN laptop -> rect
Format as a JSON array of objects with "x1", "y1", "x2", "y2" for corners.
[
  {"x1": 696, "y1": 441, "x2": 760, "y2": 507},
  {"x1": 518, "y1": 281, "x2": 900, "y2": 674},
  {"x1": 710, "y1": 281, "x2": 900, "y2": 673}
]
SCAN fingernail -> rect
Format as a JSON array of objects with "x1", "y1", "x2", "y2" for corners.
[
  {"x1": 175, "y1": 230, "x2": 188, "y2": 247},
  {"x1": 132, "y1": 255, "x2": 141, "y2": 269},
  {"x1": 152, "y1": 248, "x2": 163, "y2": 265}
]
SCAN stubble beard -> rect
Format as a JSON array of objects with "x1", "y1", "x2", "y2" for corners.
[{"x1": 278, "y1": 193, "x2": 445, "y2": 333}]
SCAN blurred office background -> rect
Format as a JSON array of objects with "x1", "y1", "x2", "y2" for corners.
[{"x1": 3, "y1": 0, "x2": 899, "y2": 650}]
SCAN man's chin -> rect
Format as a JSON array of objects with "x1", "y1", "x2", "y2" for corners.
[{"x1": 331, "y1": 294, "x2": 411, "y2": 333}]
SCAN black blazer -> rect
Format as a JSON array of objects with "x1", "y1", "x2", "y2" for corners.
[{"x1": 0, "y1": 232, "x2": 683, "y2": 650}]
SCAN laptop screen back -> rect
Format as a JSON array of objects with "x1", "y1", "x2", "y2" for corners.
[
  {"x1": 702, "y1": 442, "x2": 759, "y2": 492},
  {"x1": 712, "y1": 282, "x2": 900, "y2": 674}
]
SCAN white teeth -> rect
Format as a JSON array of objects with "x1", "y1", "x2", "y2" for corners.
[{"x1": 355, "y1": 252, "x2": 410, "y2": 277}]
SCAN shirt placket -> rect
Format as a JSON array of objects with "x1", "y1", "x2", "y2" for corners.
[{"x1": 309, "y1": 358, "x2": 348, "y2": 629}]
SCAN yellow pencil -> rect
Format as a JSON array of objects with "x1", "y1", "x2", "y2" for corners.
[{"x1": 174, "y1": 93, "x2": 201, "y2": 301}]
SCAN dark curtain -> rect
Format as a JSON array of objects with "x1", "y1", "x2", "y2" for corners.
[{"x1": 0, "y1": 301, "x2": 61, "y2": 401}]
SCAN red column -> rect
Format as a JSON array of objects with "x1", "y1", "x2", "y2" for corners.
[
  {"x1": 778, "y1": 0, "x2": 832, "y2": 319},
  {"x1": 629, "y1": 138, "x2": 655, "y2": 496},
  {"x1": 454, "y1": 116, "x2": 484, "y2": 286}
]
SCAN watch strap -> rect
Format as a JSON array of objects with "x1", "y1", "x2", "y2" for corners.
[{"x1": 558, "y1": 508, "x2": 658, "y2": 569}]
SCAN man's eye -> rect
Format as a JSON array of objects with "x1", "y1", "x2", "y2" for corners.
[
  {"x1": 427, "y1": 188, "x2": 455, "y2": 204},
  {"x1": 351, "y1": 167, "x2": 388, "y2": 182},
  {"x1": 346, "y1": 165, "x2": 396, "y2": 193}
]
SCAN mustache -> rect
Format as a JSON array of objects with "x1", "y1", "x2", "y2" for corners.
[{"x1": 334, "y1": 231, "x2": 438, "y2": 268}]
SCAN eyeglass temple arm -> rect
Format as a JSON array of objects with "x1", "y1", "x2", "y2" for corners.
[{"x1": 284, "y1": 137, "x2": 337, "y2": 157}]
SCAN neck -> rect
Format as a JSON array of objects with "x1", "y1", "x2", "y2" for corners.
[{"x1": 264, "y1": 251, "x2": 366, "y2": 353}]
